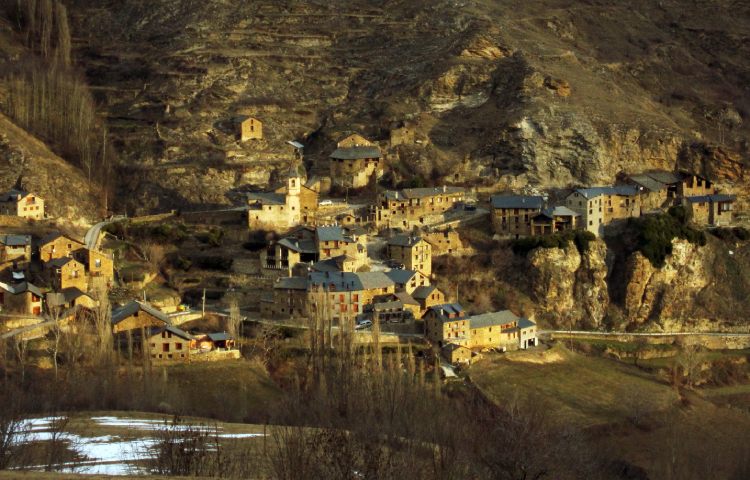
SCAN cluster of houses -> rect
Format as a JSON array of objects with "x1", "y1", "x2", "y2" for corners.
[
  {"x1": 0, "y1": 227, "x2": 114, "y2": 319},
  {"x1": 491, "y1": 171, "x2": 736, "y2": 238},
  {"x1": 239, "y1": 127, "x2": 741, "y2": 365},
  {"x1": 111, "y1": 300, "x2": 238, "y2": 363}
]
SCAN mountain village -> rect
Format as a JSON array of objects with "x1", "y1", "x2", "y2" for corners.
[{"x1": 0, "y1": 125, "x2": 739, "y2": 368}]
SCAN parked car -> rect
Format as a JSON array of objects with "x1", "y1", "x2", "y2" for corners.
[
  {"x1": 355, "y1": 320, "x2": 373, "y2": 330},
  {"x1": 319, "y1": 199, "x2": 333, "y2": 206}
]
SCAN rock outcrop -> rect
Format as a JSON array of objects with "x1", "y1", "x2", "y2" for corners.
[{"x1": 528, "y1": 239, "x2": 609, "y2": 328}]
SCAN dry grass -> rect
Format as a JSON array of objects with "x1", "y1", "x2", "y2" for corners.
[{"x1": 470, "y1": 344, "x2": 679, "y2": 427}]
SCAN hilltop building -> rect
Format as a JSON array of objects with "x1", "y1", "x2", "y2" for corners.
[
  {"x1": 683, "y1": 194, "x2": 736, "y2": 226},
  {"x1": 529, "y1": 206, "x2": 580, "y2": 235},
  {"x1": 490, "y1": 195, "x2": 545, "y2": 238},
  {"x1": 372, "y1": 186, "x2": 465, "y2": 229},
  {"x1": 247, "y1": 166, "x2": 318, "y2": 231},
  {"x1": 329, "y1": 133, "x2": 382, "y2": 189},
  {"x1": 0, "y1": 190, "x2": 44, "y2": 220},
  {"x1": 236, "y1": 116, "x2": 262, "y2": 142},
  {"x1": 565, "y1": 186, "x2": 640, "y2": 236}
]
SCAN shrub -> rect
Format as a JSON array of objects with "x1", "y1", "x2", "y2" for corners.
[
  {"x1": 627, "y1": 211, "x2": 706, "y2": 268},
  {"x1": 735, "y1": 227, "x2": 750, "y2": 241},
  {"x1": 194, "y1": 256, "x2": 233, "y2": 271},
  {"x1": 511, "y1": 230, "x2": 596, "y2": 256}
]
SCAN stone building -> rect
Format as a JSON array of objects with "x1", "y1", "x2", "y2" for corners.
[
  {"x1": 39, "y1": 233, "x2": 84, "y2": 262},
  {"x1": 386, "y1": 234, "x2": 432, "y2": 277},
  {"x1": 683, "y1": 194, "x2": 736, "y2": 226},
  {"x1": 247, "y1": 168, "x2": 318, "y2": 232},
  {"x1": 329, "y1": 133, "x2": 382, "y2": 189},
  {"x1": 0, "y1": 281, "x2": 43, "y2": 315},
  {"x1": 412, "y1": 285, "x2": 446, "y2": 318},
  {"x1": 111, "y1": 300, "x2": 170, "y2": 334},
  {"x1": 679, "y1": 173, "x2": 716, "y2": 198},
  {"x1": 236, "y1": 116, "x2": 262, "y2": 142},
  {"x1": 147, "y1": 325, "x2": 193, "y2": 362},
  {"x1": 45, "y1": 257, "x2": 86, "y2": 291},
  {"x1": 0, "y1": 234, "x2": 32, "y2": 280},
  {"x1": 0, "y1": 190, "x2": 44, "y2": 220},
  {"x1": 424, "y1": 304, "x2": 537, "y2": 351},
  {"x1": 565, "y1": 186, "x2": 640, "y2": 236},
  {"x1": 423, "y1": 228, "x2": 467, "y2": 255},
  {"x1": 384, "y1": 269, "x2": 429, "y2": 295},
  {"x1": 372, "y1": 186, "x2": 465, "y2": 230},
  {"x1": 529, "y1": 206, "x2": 580, "y2": 235},
  {"x1": 490, "y1": 195, "x2": 545, "y2": 238},
  {"x1": 624, "y1": 173, "x2": 675, "y2": 212}
]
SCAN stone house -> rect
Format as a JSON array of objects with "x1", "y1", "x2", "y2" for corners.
[
  {"x1": 423, "y1": 228, "x2": 467, "y2": 255},
  {"x1": 393, "y1": 291, "x2": 421, "y2": 319},
  {"x1": 248, "y1": 169, "x2": 318, "y2": 232},
  {"x1": 0, "y1": 234, "x2": 32, "y2": 279},
  {"x1": 442, "y1": 343, "x2": 473, "y2": 365},
  {"x1": 490, "y1": 195, "x2": 545, "y2": 238},
  {"x1": 111, "y1": 300, "x2": 170, "y2": 334},
  {"x1": 147, "y1": 325, "x2": 193, "y2": 362},
  {"x1": 46, "y1": 287, "x2": 97, "y2": 311},
  {"x1": 565, "y1": 186, "x2": 640, "y2": 236},
  {"x1": 261, "y1": 276, "x2": 309, "y2": 319},
  {"x1": 425, "y1": 304, "x2": 537, "y2": 350},
  {"x1": 0, "y1": 190, "x2": 44, "y2": 220},
  {"x1": 683, "y1": 194, "x2": 736, "y2": 226},
  {"x1": 529, "y1": 206, "x2": 580, "y2": 236},
  {"x1": 38, "y1": 233, "x2": 85, "y2": 262},
  {"x1": 236, "y1": 116, "x2": 262, "y2": 142},
  {"x1": 329, "y1": 133, "x2": 383, "y2": 189},
  {"x1": 386, "y1": 234, "x2": 432, "y2": 276},
  {"x1": 315, "y1": 226, "x2": 368, "y2": 269},
  {"x1": 372, "y1": 186, "x2": 465, "y2": 230},
  {"x1": 412, "y1": 285, "x2": 446, "y2": 318},
  {"x1": 624, "y1": 173, "x2": 673, "y2": 211},
  {"x1": 0, "y1": 281, "x2": 43, "y2": 315},
  {"x1": 384, "y1": 269, "x2": 429, "y2": 295},
  {"x1": 679, "y1": 173, "x2": 716, "y2": 198},
  {"x1": 307, "y1": 271, "x2": 396, "y2": 326},
  {"x1": 74, "y1": 248, "x2": 115, "y2": 287},
  {"x1": 45, "y1": 257, "x2": 86, "y2": 291}
]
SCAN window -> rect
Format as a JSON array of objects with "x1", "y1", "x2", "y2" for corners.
[
  {"x1": 95, "y1": 259, "x2": 101, "y2": 268},
  {"x1": 162, "y1": 343, "x2": 170, "y2": 352},
  {"x1": 176, "y1": 343, "x2": 182, "y2": 350}
]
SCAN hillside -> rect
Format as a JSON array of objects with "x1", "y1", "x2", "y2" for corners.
[{"x1": 56, "y1": 0, "x2": 750, "y2": 213}]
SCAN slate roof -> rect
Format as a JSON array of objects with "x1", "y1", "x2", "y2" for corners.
[
  {"x1": 685, "y1": 194, "x2": 736, "y2": 203},
  {"x1": 287, "y1": 140, "x2": 304, "y2": 149},
  {"x1": 538, "y1": 206, "x2": 580, "y2": 218},
  {"x1": 162, "y1": 325, "x2": 193, "y2": 341},
  {"x1": 412, "y1": 285, "x2": 438, "y2": 300},
  {"x1": 275, "y1": 276, "x2": 309, "y2": 290},
  {"x1": 394, "y1": 291, "x2": 419, "y2": 305},
  {"x1": 277, "y1": 237, "x2": 317, "y2": 254},
  {"x1": 469, "y1": 310, "x2": 519, "y2": 329},
  {"x1": 207, "y1": 332, "x2": 232, "y2": 342},
  {"x1": 247, "y1": 192, "x2": 285, "y2": 206},
  {"x1": 47, "y1": 257, "x2": 77, "y2": 268},
  {"x1": 0, "y1": 189, "x2": 27, "y2": 202},
  {"x1": 573, "y1": 186, "x2": 638, "y2": 199},
  {"x1": 0, "y1": 281, "x2": 43, "y2": 297},
  {"x1": 442, "y1": 342, "x2": 469, "y2": 353},
  {"x1": 427, "y1": 303, "x2": 467, "y2": 322},
  {"x1": 47, "y1": 287, "x2": 91, "y2": 307},
  {"x1": 490, "y1": 195, "x2": 545, "y2": 209},
  {"x1": 517, "y1": 317, "x2": 536, "y2": 329},
  {"x1": 387, "y1": 234, "x2": 423, "y2": 247},
  {"x1": 330, "y1": 146, "x2": 381, "y2": 160},
  {"x1": 316, "y1": 226, "x2": 349, "y2": 242},
  {"x1": 112, "y1": 300, "x2": 170, "y2": 325},
  {"x1": 39, "y1": 232, "x2": 82, "y2": 247},
  {"x1": 307, "y1": 271, "x2": 394, "y2": 292},
  {"x1": 384, "y1": 269, "x2": 418, "y2": 285},
  {"x1": 644, "y1": 171, "x2": 682, "y2": 185},
  {"x1": 0, "y1": 234, "x2": 31, "y2": 247},
  {"x1": 627, "y1": 174, "x2": 668, "y2": 193}
]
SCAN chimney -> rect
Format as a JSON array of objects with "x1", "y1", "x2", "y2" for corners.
[{"x1": 442, "y1": 185, "x2": 447, "y2": 192}]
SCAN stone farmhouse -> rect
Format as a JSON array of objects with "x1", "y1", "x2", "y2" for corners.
[
  {"x1": 372, "y1": 186, "x2": 465, "y2": 230},
  {"x1": 423, "y1": 228, "x2": 467, "y2": 255},
  {"x1": 683, "y1": 194, "x2": 736, "y2": 226},
  {"x1": 383, "y1": 269, "x2": 429, "y2": 295},
  {"x1": 39, "y1": 233, "x2": 84, "y2": 262},
  {"x1": 624, "y1": 172, "x2": 680, "y2": 211},
  {"x1": 0, "y1": 234, "x2": 32, "y2": 281},
  {"x1": 147, "y1": 325, "x2": 193, "y2": 362},
  {"x1": 112, "y1": 300, "x2": 171, "y2": 334},
  {"x1": 565, "y1": 186, "x2": 640, "y2": 236},
  {"x1": 248, "y1": 167, "x2": 318, "y2": 232},
  {"x1": 0, "y1": 190, "x2": 44, "y2": 220},
  {"x1": 329, "y1": 133, "x2": 383, "y2": 189},
  {"x1": 46, "y1": 287, "x2": 96, "y2": 311},
  {"x1": 386, "y1": 234, "x2": 432, "y2": 276},
  {"x1": 490, "y1": 195, "x2": 545, "y2": 238},
  {"x1": 424, "y1": 304, "x2": 537, "y2": 363},
  {"x1": 236, "y1": 115, "x2": 262, "y2": 142},
  {"x1": 44, "y1": 257, "x2": 87, "y2": 291}
]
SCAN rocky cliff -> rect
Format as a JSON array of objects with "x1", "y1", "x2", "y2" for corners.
[
  {"x1": 45, "y1": 0, "x2": 750, "y2": 213},
  {"x1": 524, "y1": 235, "x2": 750, "y2": 332}
]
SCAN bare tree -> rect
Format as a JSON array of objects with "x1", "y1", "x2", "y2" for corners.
[
  {"x1": 227, "y1": 297, "x2": 241, "y2": 348},
  {"x1": 92, "y1": 286, "x2": 114, "y2": 365}
]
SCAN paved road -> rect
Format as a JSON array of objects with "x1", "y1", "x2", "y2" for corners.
[
  {"x1": 541, "y1": 330, "x2": 750, "y2": 338},
  {"x1": 84, "y1": 216, "x2": 127, "y2": 249}
]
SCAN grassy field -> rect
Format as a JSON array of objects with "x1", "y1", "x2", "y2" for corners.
[{"x1": 469, "y1": 344, "x2": 680, "y2": 427}]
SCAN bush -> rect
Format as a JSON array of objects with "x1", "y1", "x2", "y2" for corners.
[
  {"x1": 627, "y1": 211, "x2": 706, "y2": 268},
  {"x1": 511, "y1": 230, "x2": 596, "y2": 256},
  {"x1": 194, "y1": 256, "x2": 233, "y2": 271}
]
